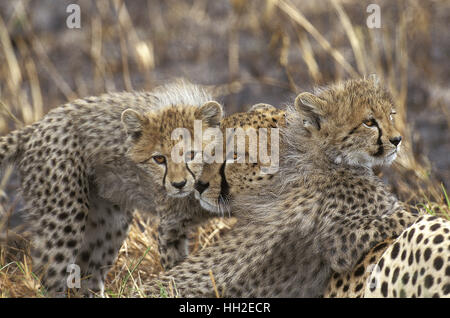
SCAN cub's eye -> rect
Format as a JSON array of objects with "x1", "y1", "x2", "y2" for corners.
[
  {"x1": 363, "y1": 119, "x2": 376, "y2": 128},
  {"x1": 153, "y1": 155, "x2": 166, "y2": 164}
]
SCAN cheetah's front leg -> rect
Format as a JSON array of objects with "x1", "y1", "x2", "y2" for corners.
[
  {"x1": 157, "y1": 215, "x2": 191, "y2": 271},
  {"x1": 76, "y1": 191, "x2": 134, "y2": 297},
  {"x1": 318, "y1": 209, "x2": 417, "y2": 274}
]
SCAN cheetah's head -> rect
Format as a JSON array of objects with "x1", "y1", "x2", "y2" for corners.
[
  {"x1": 292, "y1": 77, "x2": 402, "y2": 169},
  {"x1": 194, "y1": 106, "x2": 284, "y2": 214},
  {"x1": 121, "y1": 101, "x2": 223, "y2": 197}
]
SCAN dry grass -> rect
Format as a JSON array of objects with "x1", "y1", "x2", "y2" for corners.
[
  {"x1": 0, "y1": 0, "x2": 448, "y2": 297},
  {"x1": 0, "y1": 213, "x2": 236, "y2": 297}
]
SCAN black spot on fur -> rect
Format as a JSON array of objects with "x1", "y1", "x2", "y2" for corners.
[
  {"x1": 390, "y1": 242, "x2": 400, "y2": 260},
  {"x1": 354, "y1": 265, "x2": 365, "y2": 277},
  {"x1": 433, "y1": 256, "x2": 443, "y2": 271},
  {"x1": 55, "y1": 253, "x2": 65, "y2": 263},
  {"x1": 433, "y1": 234, "x2": 444, "y2": 244},
  {"x1": 381, "y1": 282, "x2": 388, "y2": 297}
]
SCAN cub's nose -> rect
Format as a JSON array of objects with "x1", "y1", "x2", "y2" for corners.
[
  {"x1": 194, "y1": 181, "x2": 209, "y2": 195},
  {"x1": 389, "y1": 136, "x2": 402, "y2": 147},
  {"x1": 171, "y1": 179, "x2": 187, "y2": 189}
]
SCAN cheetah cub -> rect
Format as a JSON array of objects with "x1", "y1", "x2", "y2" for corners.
[
  {"x1": 146, "y1": 78, "x2": 417, "y2": 297},
  {"x1": 0, "y1": 82, "x2": 222, "y2": 296}
]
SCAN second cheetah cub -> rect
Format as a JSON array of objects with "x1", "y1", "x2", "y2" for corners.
[{"x1": 0, "y1": 81, "x2": 222, "y2": 296}]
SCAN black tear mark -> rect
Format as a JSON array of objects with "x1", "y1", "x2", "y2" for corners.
[
  {"x1": 219, "y1": 162, "x2": 230, "y2": 199},
  {"x1": 132, "y1": 131, "x2": 142, "y2": 140},
  {"x1": 342, "y1": 126, "x2": 359, "y2": 142},
  {"x1": 185, "y1": 162, "x2": 195, "y2": 180},
  {"x1": 162, "y1": 163, "x2": 168, "y2": 188},
  {"x1": 372, "y1": 120, "x2": 384, "y2": 157}
]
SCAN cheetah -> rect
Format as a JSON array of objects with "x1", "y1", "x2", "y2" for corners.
[
  {"x1": 326, "y1": 214, "x2": 450, "y2": 297},
  {"x1": 0, "y1": 81, "x2": 223, "y2": 296},
  {"x1": 144, "y1": 77, "x2": 417, "y2": 297}
]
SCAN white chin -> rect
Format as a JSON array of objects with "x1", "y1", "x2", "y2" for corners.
[
  {"x1": 370, "y1": 152, "x2": 397, "y2": 167},
  {"x1": 198, "y1": 198, "x2": 220, "y2": 214},
  {"x1": 170, "y1": 191, "x2": 190, "y2": 198},
  {"x1": 342, "y1": 151, "x2": 397, "y2": 168},
  {"x1": 384, "y1": 152, "x2": 397, "y2": 165},
  {"x1": 341, "y1": 153, "x2": 375, "y2": 168}
]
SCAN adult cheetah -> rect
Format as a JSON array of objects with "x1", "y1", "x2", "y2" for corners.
[{"x1": 326, "y1": 214, "x2": 450, "y2": 297}]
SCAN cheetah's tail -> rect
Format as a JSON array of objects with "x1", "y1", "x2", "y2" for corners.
[{"x1": 0, "y1": 128, "x2": 25, "y2": 166}]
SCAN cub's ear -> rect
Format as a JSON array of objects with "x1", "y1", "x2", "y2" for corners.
[
  {"x1": 249, "y1": 103, "x2": 277, "y2": 112},
  {"x1": 121, "y1": 109, "x2": 148, "y2": 140},
  {"x1": 196, "y1": 101, "x2": 223, "y2": 127},
  {"x1": 294, "y1": 92, "x2": 326, "y2": 131}
]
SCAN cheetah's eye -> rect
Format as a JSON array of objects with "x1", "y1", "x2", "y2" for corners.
[
  {"x1": 153, "y1": 155, "x2": 166, "y2": 164},
  {"x1": 363, "y1": 119, "x2": 376, "y2": 128}
]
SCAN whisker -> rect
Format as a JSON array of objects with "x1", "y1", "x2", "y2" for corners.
[{"x1": 217, "y1": 197, "x2": 224, "y2": 217}]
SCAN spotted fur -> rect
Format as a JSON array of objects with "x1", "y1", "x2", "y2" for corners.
[
  {"x1": 0, "y1": 81, "x2": 222, "y2": 296},
  {"x1": 365, "y1": 215, "x2": 450, "y2": 298},
  {"x1": 325, "y1": 238, "x2": 394, "y2": 297},
  {"x1": 326, "y1": 215, "x2": 450, "y2": 298}
]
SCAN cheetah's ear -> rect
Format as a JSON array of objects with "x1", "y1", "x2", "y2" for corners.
[
  {"x1": 196, "y1": 101, "x2": 223, "y2": 127},
  {"x1": 121, "y1": 109, "x2": 148, "y2": 140},
  {"x1": 294, "y1": 92, "x2": 326, "y2": 131}
]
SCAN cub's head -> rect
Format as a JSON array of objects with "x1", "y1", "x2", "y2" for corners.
[
  {"x1": 194, "y1": 105, "x2": 285, "y2": 214},
  {"x1": 122, "y1": 101, "x2": 222, "y2": 197},
  {"x1": 292, "y1": 77, "x2": 402, "y2": 168}
]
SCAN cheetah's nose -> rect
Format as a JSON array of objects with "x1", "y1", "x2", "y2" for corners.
[
  {"x1": 194, "y1": 181, "x2": 209, "y2": 195},
  {"x1": 389, "y1": 136, "x2": 402, "y2": 147},
  {"x1": 171, "y1": 179, "x2": 187, "y2": 189}
]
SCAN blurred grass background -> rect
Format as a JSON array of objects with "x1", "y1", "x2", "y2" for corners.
[{"x1": 0, "y1": 0, "x2": 449, "y2": 297}]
